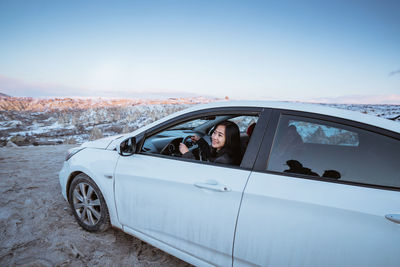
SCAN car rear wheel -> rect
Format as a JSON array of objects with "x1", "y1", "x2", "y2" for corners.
[{"x1": 68, "y1": 173, "x2": 110, "y2": 232}]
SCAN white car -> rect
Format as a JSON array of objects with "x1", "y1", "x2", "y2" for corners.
[{"x1": 59, "y1": 101, "x2": 400, "y2": 267}]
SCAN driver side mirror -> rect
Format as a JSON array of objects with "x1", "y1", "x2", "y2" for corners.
[{"x1": 117, "y1": 137, "x2": 136, "y2": 156}]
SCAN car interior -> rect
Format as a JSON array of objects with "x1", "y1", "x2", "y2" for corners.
[{"x1": 140, "y1": 114, "x2": 259, "y2": 165}]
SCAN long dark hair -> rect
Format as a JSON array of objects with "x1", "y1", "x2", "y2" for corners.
[{"x1": 211, "y1": 120, "x2": 241, "y2": 165}]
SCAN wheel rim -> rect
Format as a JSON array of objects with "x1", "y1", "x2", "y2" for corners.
[{"x1": 72, "y1": 182, "x2": 101, "y2": 226}]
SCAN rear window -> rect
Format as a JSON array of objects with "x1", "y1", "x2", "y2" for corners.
[
  {"x1": 267, "y1": 115, "x2": 400, "y2": 188},
  {"x1": 289, "y1": 120, "x2": 359, "y2": 146}
]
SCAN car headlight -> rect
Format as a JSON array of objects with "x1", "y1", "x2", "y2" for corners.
[{"x1": 65, "y1": 147, "x2": 85, "y2": 161}]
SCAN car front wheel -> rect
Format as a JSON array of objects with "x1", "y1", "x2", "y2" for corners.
[{"x1": 68, "y1": 173, "x2": 110, "y2": 232}]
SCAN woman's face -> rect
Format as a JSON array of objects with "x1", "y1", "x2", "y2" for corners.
[{"x1": 211, "y1": 125, "x2": 226, "y2": 151}]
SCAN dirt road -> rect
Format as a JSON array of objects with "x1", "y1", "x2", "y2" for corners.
[{"x1": 0, "y1": 145, "x2": 190, "y2": 266}]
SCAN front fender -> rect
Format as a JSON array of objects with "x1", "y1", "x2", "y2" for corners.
[{"x1": 66, "y1": 148, "x2": 122, "y2": 229}]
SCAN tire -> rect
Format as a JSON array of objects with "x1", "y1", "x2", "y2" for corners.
[{"x1": 68, "y1": 173, "x2": 110, "y2": 232}]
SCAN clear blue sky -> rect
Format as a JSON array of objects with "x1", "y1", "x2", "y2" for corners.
[{"x1": 0, "y1": 0, "x2": 399, "y2": 101}]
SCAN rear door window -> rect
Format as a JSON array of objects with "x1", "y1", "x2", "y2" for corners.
[
  {"x1": 267, "y1": 115, "x2": 400, "y2": 188},
  {"x1": 289, "y1": 120, "x2": 359, "y2": 146}
]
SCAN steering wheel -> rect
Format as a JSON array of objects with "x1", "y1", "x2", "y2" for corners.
[
  {"x1": 183, "y1": 135, "x2": 208, "y2": 161},
  {"x1": 160, "y1": 136, "x2": 199, "y2": 157},
  {"x1": 160, "y1": 138, "x2": 183, "y2": 156},
  {"x1": 182, "y1": 135, "x2": 194, "y2": 148}
]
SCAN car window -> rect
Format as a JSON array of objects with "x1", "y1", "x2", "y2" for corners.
[
  {"x1": 267, "y1": 114, "x2": 400, "y2": 188},
  {"x1": 289, "y1": 120, "x2": 359, "y2": 146},
  {"x1": 141, "y1": 114, "x2": 259, "y2": 167}
]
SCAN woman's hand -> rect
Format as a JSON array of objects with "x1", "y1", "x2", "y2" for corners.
[{"x1": 179, "y1": 143, "x2": 189, "y2": 154}]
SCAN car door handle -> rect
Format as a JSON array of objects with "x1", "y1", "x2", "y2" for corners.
[
  {"x1": 385, "y1": 214, "x2": 400, "y2": 224},
  {"x1": 194, "y1": 181, "x2": 231, "y2": 192}
]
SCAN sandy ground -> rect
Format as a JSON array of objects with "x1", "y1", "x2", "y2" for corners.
[{"x1": 0, "y1": 145, "x2": 190, "y2": 266}]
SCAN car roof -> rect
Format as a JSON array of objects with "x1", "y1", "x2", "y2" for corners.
[{"x1": 179, "y1": 100, "x2": 400, "y2": 134}]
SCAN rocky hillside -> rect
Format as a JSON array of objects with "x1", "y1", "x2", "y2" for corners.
[
  {"x1": 0, "y1": 96, "x2": 399, "y2": 147},
  {"x1": 0, "y1": 92, "x2": 10, "y2": 98},
  {"x1": 0, "y1": 96, "x2": 213, "y2": 112},
  {"x1": 0, "y1": 96, "x2": 218, "y2": 146}
]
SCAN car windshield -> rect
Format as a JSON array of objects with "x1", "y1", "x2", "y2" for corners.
[{"x1": 169, "y1": 117, "x2": 215, "y2": 130}]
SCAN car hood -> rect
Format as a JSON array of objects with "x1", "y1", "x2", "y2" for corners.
[{"x1": 81, "y1": 134, "x2": 126, "y2": 149}]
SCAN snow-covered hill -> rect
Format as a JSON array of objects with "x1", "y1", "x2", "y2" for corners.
[
  {"x1": 0, "y1": 96, "x2": 213, "y2": 112},
  {"x1": 0, "y1": 97, "x2": 399, "y2": 146},
  {"x1": 0, "y1": 97, "x2": 218, "y2": 146}
]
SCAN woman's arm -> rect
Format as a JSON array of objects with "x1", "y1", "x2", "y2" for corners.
[
  {"x1": 180, "y1": 136, "x2": 211, "y2": 161},
  {"x1": 179, "y1": 143, "x2": 196, "y2": 159}
]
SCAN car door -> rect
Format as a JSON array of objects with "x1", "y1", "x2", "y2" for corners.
[
  {"x1": 114, "y1": 108, "x2": 269, "y2": 266},
  {"x1": 233, "y1": 110, "x2": 400, "y2": 266}
]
